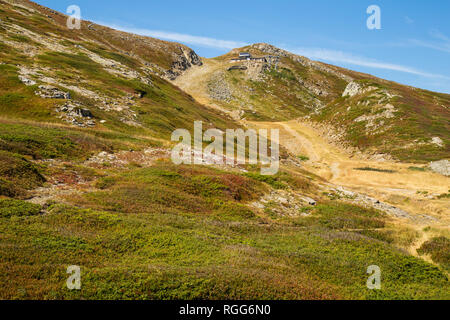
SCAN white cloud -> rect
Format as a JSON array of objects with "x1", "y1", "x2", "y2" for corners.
[
  {"x1": 288, "y1": 47, "x2": 450, "y2": 79},
  {"x1": 410, "y1": 29, "x2": 450, "y2": 54},
  {"x1": 430, "y1": 29, "x2": 450, "y2": 42},
  {"x1": 92, "y1": 22, "x2": 448, "y2": 81},
  {"x1": 96, "y1": 22, "x2": 248, "y2": 50},
  {"x1": 409, "y1": 39, "x2": 450, "y2": 54},
  {"x1": 404, "y1": 16, "x2": 414, "y2": 24}
]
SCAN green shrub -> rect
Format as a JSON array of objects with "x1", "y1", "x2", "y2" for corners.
[
  {"x1": 192, "y1": 175, "x2": 227, "y2": 197},
  {"x1": 314, "y1": 202, "x2": 385, "y2": 230},
  {"x1": 95, "y1": 176, "x2": 117, "y2": 190},
  {"x1": 0, "y1": 150, "x2": 45, "y2": 194},
  {"x1": 437, "y1": 192, "x2": 450, "y2": 199},
  {"x1": 0, "y1": 178, "x2": 24, "y2": 197},
  {"x1": 212, "y1": 199, "x2": 255, "y2": 220},
  {"x1": 8, "y1": 34, "x2": 32, "y2": 43},
  {"x1": 408, "y1": 166, "x2": 426, "y2": 172},
  {"x1": 297, "y1": 155, "x2": 310, "y2": 161},
  {"x1": 0, "y1": 199, "x2": 41, "y2": 218},
  {"x1": 244, "y1": 172, "x2": 286, "y2": 189},
  {"x1": 355, "y1": 167, "x2": 396, "y2": 174},
  {"x1": 0, "y1": 122, "x2": 136, "y2": 161},
  {"x1": 418, "y1": 237, "x2": 450, "y2": 270}
]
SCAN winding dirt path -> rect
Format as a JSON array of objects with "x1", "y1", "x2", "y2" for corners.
[
  {"x1": 173, "y1": 60, "x2": 228, "y2": 112},
  {"x1": 172, "y1": 57, "x2": 450, "y2": 250},
  {"x1": 255, "y1": 120, "x2": 449, "y2": 228}
]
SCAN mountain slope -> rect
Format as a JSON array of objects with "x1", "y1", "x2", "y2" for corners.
[
  {"x1": 0, "y1": 0, "x2": 239, "y2": 140},
  {"x1": 174, "y1": 43, "x2": 450, "y2": 162}
]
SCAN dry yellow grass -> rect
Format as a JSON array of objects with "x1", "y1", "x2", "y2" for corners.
[
  {"x1": 172, "y1": 60, "x2": 449, "y2": 262},
  {"x1": 249, "y1": 120, "x2": 450, "y2": 261}
]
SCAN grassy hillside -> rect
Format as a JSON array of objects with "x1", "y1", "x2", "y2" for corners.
[
  {"x1": 0, "y1": 0, "x2": 200, "y2": 73},
  {"x1": 314, "y1": 79, "x2": 450, "y2": 162},
  {"x1": 0, "y1": 0, "x2": 239, "y2": 164},
  {"x1": 1, "y1": 162, "x2": 449, "y2": 299}
]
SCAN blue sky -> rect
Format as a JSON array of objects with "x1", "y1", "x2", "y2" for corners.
[{"x1": 38, "y1": 0, "x2": 450, "y2": 93}]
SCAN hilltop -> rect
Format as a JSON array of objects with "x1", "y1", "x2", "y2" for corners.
[{"x1": 174, "y1": 43, "x2": 450, "y2": 162}]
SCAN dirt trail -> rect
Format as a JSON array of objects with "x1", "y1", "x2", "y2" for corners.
[
  {"x1": 173, "y1": 59, "x2": 232, "y2": 116},
  {"x1": 409, "y1": 229, "x2": 433, "y2": 261},
  {"x1": 250, "y1": 120, "x2": 449, "y2": 226},
  {"x1": 172, "y1": 57, "x2": 449, "y2": 247},
  {"x1": 278, "y1": 122, "x2": 321, "y2": 162}
]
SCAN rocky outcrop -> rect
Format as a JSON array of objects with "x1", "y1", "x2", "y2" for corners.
[
  {"x1": 208, "y1": 72, "x2": 234, "y2": 102},
  {"x1": 342, "y1": 82, "x2": 378, "y2": 97},
  {"x1": 298, "y1": 78, "x2": 330, "y2": 97},
  {"x1": 187, "y1": 48, "x2": 202, "y2": 66},
  {"x1": 431, "y1": 137, "x2": 444, "y2": 148},
  {"x1": 242, "y1": 60, "x2": 270, "y2": 81},
  {"x1": 429, "y1": 160, "x2": 450, "y2": 176},
  {"x1": 342, "y1": 82, "x2": 362, "y2": 97},
  {"x1": 250, "y1": 43, "x2": 353, "y2": 82},
  {"x1": 84, "y1": 148, "x2": 170, "y2": 169},
  {"x1": 18, "y1": 75, "x2": 36, "y2": 86},
  {"x1": 250, "y1": 189, "x2": 317, "y2": 217},
  {"x1": 56, "y1": 101, "x2": 96, "y2": 127},
  {"x1": 228, "y1": 65, "x2": 247, "y2": 71},
  {"x1": 331, "y1": 186, "x2": 436, "y2": 222},
  {"x1": 35, "y1": 85, "x2": 71, "y2": 99},
  {"x1": 166, "y1": 47, "x2": 203, "y2": 80},
  {"x1": 354, "y1": 103, "x2": 397, "y2": 131}
]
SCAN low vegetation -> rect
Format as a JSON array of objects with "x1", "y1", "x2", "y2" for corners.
[
  {"x1": 297, "y1": 155, "x2": 310, "y2": 161},
  {"x1": 313, "y1": 79, "x2": 450, "y2": 162},
  {"x1": 1, "y1": 160, "x2": 449, "y2": 299},
  {"x1": 0, "y1": 150, "x2": 45, "y2": 197},
  {"x1": 418, "y1": 237, "x2": 450, "y2": 272},
  {"x1": 408, "y1": 166, "x2": 426, "y2": 172},
  {"x1": 355, "y1": 167, "x2": 396, "y2": 174},
  {"x1": 0, "y1": 199, "x2": 41, "y2": 218}
]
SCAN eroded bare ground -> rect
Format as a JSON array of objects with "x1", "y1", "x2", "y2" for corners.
[{"x1": 28, "y1": 147, "x2": 171, "y2": 206}]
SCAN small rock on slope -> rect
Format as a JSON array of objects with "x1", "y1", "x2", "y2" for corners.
[{"x1": 429, "y1": 160, "x2": 450, "y2": 176}]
